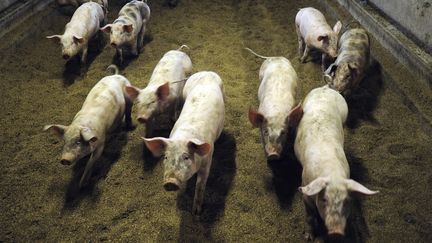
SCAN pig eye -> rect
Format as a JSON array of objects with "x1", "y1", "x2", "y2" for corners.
[
  {"x1": 262, "y1": 128, "x2": 269, "y2": 136},
  {"x1": 182, "y1": 153, "x2": 190, "y2": 160}
]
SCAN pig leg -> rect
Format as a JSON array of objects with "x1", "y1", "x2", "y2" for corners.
[
  {"x1": 81, "y1": 45, "x2": 88, "y2": 64},
  {"x1": 321, "y1": 54, "x2": 327, "y2": 71},
  {"x1": 296, "y1": 25, "x2": 305, "y2": 56},
  {"x1": 117, "y1": 48, "x2": 123, "y2": 64},
  {"x1": 137, "y1": 24, "x2": 146, "y2": 52},
  {"x1": 192, "y1": 154, "x2": 212, "y2": 215},
  {"x1": 79, "y1": 145, "x2": 104, "y2": 188},
  {"x1": 125, "y1": 96, "x2": 134, "y2": 130},
  {"x1": 130, "y1": 39, "x2": 138, "y2": 56},
  {"x1": 300, "y1": 45, "x2": 310, "y2": 63},
  {"x1": 303, "y1": 196, "x2": 318, "y2": 242}
]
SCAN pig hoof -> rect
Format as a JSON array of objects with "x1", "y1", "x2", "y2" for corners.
[
  {"x1": 304, "y1": 232, "x2": 314, "y2": 242},
  {"x1": 60, "y1": 159, "x2": 72, "y2": 165}
]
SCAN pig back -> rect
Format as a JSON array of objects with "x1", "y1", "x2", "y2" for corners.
[
  {"x1": 294, "y1": 86, "x2": 348, "y2": 170},
  {"x1": 67, "y1": 2, "x2": 104, "y2": 37},
  {"x1": 336, "y1": 28, "x2": 370, "y2": 69},
  {"x1": 257, "y1": 57, "x2": 298, "y2": 116},
  {"x1": 76, "y1": 76, "x2": 128, "y2": 132},
  {"x1": 296, "y1": 7, "x2": 330, "y2": 36},
  {"x1": 174, "y1": 72, "x2": 225, "y2": 143},
  {"x1": 150, "y1": 50, "x2": 192, "y2": 99}
]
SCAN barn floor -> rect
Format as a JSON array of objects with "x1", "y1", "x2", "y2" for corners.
[{"x1": 0, "y1": 0, "x2": 431, "y2": 242}]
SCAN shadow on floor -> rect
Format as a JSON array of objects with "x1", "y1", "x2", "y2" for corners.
[{"x1": 173, "y1": 131, "x2": 237, "y2": 242}]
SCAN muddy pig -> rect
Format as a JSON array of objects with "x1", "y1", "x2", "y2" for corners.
[
  {"x1": 143, "y1": 71, "x2": 225, "y2": 215},
  {"x1": 324, "y1": 28, "x2": 370, "y2": 96},
  {"x1": 44, "y1": 65, "x2": 137, "y2": 188},
  {"x1": 295, "y1": 7, "x2": 342, "y2": 67},
  {"x1": 294, "y1": 86, "x2": 378, "y2": 241},
  {"x1": 245, "y1": 48, "x2": 302, "y2": 160},
  {"x1": 101, "y1": 0, "x2": 150, "y2": 64},
  {"x1": 47, "y1": 1, "x2": 106, "y2": 64},
  {"x1": 125, "y1": 45, "x2": 192, "y2": 135}
]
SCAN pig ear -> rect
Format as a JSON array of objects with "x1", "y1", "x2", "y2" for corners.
[
  {"x1": 126, "y1": 85, "x2": 140, "y2": 100},
  {"x1": 156, "y1": 82, "x2": 170, "y2": 101},
  {"x1": 80, "y1": 126, "x2": 98, "y2": 143},
  {"x1": 317, "y1": 35, "x2": 329, "y2": 43},
  {"x1": 123, "y1": 24, "x2": 133, "y2": 33},
  {"x1": 287, "y1": 103, "x2": 303, "y2": 128},
  {"x1": 100, "y1": 24, "x2": 112, "y2": 33},
  {"x1": 142, "y1": 137, "x2": 168, "y2": 157},
  {"x1": 248, "y1": 108, "x2": 265, "y2": 128},
  {"x1": 346, "y1": 179, "x2": 379, "y2": 196},
  {"x1": 73, "y1": 35, "x2": 84, "y2": 44},
  {"x1": 46, "y1": 35, "x2": 62, "y2": 43},
  {"x1": 188, "y1": 139, "x2": 211, "y2": 157},
  {"x1": 299, "y1": 177, "x2": 329, "y2": 196},
  {"x1": 44, "y1": 124, "x2": 67, "y2": 138},
  {"x1": 333, "y1": 21, "x2": 342, "y2": 35}
]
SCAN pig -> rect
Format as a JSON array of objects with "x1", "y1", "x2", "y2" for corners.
[
  {"x1": 245, "y1": 47, "x2": 302, "y2": 160},
  {"x1": 293, "y1": 86, "x2": 378, "y2": 241},
  {"x1": 100, "y1": 0, "x2": 150, "y2": 64},
  {"x1": 295, "y1": 7, "x2": 342, "y2": 67},
  {"x1": 125, "y1": 45, "x2": 192, "y2": 135},
  {"x1": 143, "y1": 71, "x2": 225, "y2": 215},
  {"x1": 47, "y1": 2, "x2": 107, "y2": 64},
  {"x1": 44, "y1": 65, "x2": 137, "y2": 188},
  {"x1": 324, "y1": 28, "x2": 370, "y2": 96},
  {"x1": 56, "y1": 0, "x2": 108, "y2": 12}
]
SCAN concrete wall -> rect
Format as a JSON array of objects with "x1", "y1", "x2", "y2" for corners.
[
  {"x1": 369, "y1": 0, "x2": 432, "y2": 53},
  {"x1": 0, "y1": 0, "x2": 20, "y2": 13}
]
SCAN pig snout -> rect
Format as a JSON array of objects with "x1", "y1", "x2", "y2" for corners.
[
  {"x1": 60, "y1": 152, "x2": 76, "y2": 165},
  {"x1": 267, "y1": 152, "x2": 280, "y2": 161},
  {"x1": 62, "y1": 54, "x2": 70, "y2": 60},
  {"x1": 266, "y1": 144, "x2": 281, "y2": 160},
  {"x1": 111, "y1": 42, "x2": 117, "y2": 48},
  {"x1": 137, "y1": 115, "x2": 148, "y2": 124},
  {"x1": 163, "y1": 178, "x2": 180, "y2": 191}
]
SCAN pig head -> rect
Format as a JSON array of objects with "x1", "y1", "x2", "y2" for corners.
[
  {"x1": 143, "y1": 137, "x2": 211, "y2": 191},
  {"x1": 46, "y1": 34, "x2": 85, "y2": 60},
  {"x1": 44, "y1": 124, "x2": 99, "y2": 165},
  {"x1": 126, "y1": 82, "x2": 170, "y2": 124},
  {"x1": 299, "y1": 176, "x2": 378, "y2": 235},
  {"x1": 325, "y1": 63, "x2": 361, "y2": 96},
  {"x1": 101, "y1": 23, "x2": 135, "y2": 49},
  {"x1": 248, "y1": 104, "x2": 303, "y2": 160}
]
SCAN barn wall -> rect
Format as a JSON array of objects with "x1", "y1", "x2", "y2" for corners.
[
  {"x1": 368, "y1": 0, "x2": 431, "y2": 53},
  {"x1": 0, "y1": 0, "x2": 20, "y2": 12}
]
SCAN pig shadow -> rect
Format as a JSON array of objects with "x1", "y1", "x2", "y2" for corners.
[
  {"x1": 345, "y1": 59, "x2": 383, "y2": 129},
  {"x1": 312, "y1": 151, "x2": 371, "y2": 243},
  {"x1": 62, "y1": 32, "x2": 106, "y2": 86},
  {"x1": 61, "y1": 127, "x2": 129, "y2": 209},
  {"x1": 266, "y1": 129, "x2": 302, "y2": 209},
  {"x1": 141, "y1": 126, "x2": 171, "y2": 172},
  {"x1": 110, "y1": 34, "x2": 153, "y2": 70},
  {"x1": 174, "y1": 131, "x2": 237, "y2": 242}
]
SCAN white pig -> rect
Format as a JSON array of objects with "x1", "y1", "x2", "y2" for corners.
[
  {"x1": 57, "y1": 0, "x2": 108, "y2": 10},
  {"x1": 245, "y1": 48, "x2": 301, "y2": 160},
  {"x1": 143, "y1": 71, "x2": 225, "y2": 215},
  {"x1": 294, "y1": 86, "x2": 378, "y2": 241},
  {"x1": 47, "y1": 2, "x2": 107, "y2": 63},
  {"x1": 44, "y1": 65, "x2": 137, "y2": 188},
  {"x1": 295, "y1": 7, "x2": 342, "y2": 66},
  {"x1": 101, "y1": 0, "x2": 150, "y2": 64},
  {"x1": 125, "y1": 45, "x2": 192, "y2": 133}
]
